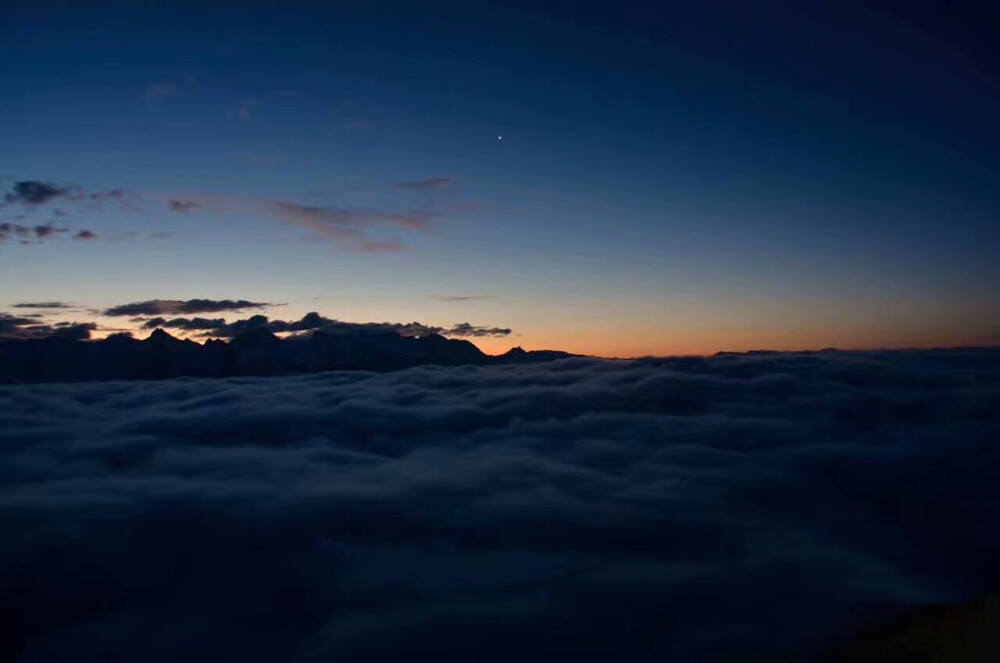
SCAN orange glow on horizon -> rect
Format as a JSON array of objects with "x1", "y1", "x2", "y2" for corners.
[
  {"x1": 474, "y1": 324, "x2": 1000, "y2": 358},
  {"x1": 79, "y1": 318, "x2": 1000, "y2": 358}
]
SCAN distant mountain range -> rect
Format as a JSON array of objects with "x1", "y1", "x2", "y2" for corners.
[{"x1": 0, "y1": 328, "x2": 577, "y2": 383}]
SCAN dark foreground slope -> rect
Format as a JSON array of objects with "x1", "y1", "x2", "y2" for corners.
[{"x1": 0, "y1": 328, "x2": 575, "y2": 382}]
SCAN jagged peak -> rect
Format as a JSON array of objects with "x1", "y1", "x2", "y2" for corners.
[
  {"x1": 231, "y1": 327, "x2": 279, "y2": 343},
  {"x1": 147, "y1": 328, "x2": 178, "y2": 342},
  {"x1": 0, "y1": 326, "x2": 579, "y2": 382}
]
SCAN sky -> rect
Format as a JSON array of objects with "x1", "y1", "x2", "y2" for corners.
[{"x1": 1, "y1": 0, "x2": 998, "y2": 357}]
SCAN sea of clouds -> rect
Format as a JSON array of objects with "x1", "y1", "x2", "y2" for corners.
[{"x1": 2, "y1": 349, "x2": 999, "y2": 662}]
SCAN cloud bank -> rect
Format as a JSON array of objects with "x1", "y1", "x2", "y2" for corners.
[
  {"x1": 103, "y1": 299, "x2": 274, "y2": 317},
  {"x1": 1, "y1": 349, "x2": 998, "y2": 661},
  {"x1": 0, "y1": 313, "x2": 97, "y2": 340},
  {"x1": 140, "y1": 311, "x2": 511, "y2": 339}
]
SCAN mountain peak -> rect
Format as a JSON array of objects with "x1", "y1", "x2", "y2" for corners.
[
  {"x1": 0, "y1": 328, "x2": 579, "y2": 382},
  {"x1": 147, "y1": 328, "x2": 178, "y2": 342},
  {"x1": 230, "y1": 327, "x2": 280, "y2": 344}
]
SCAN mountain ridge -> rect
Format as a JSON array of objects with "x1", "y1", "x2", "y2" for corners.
[{"x1": 0, "y1": 328, "x2": 579, "y2": 383}]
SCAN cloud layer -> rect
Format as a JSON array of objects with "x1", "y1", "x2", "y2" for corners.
[{"x1": 2, "y1": 349, "x2": 998, "y2": 661}]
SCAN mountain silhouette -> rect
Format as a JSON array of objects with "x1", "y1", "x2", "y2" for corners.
[{"x1": 0, "y1": 329, "x2": 577, "y2": 383}]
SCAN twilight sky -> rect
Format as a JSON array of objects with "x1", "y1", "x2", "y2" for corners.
[{"x1": 2, "y1": 0, "x2": 998, "y2": 357}]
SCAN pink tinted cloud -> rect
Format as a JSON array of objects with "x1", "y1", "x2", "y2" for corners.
[
  {"x1": 161, "y1": 193, "x2": 429, "y2": 251},
  {"x1": 398, "y1": 177, "x2": 452, "y2": 190},
  {"x1": 145, "y1": 83, "x2": 179, "y2": 100},
  {"x1": 361, "y1": 240, "x2": 404, "y2": 253}
]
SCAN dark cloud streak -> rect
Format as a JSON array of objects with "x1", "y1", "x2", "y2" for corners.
[
  {"x1": 103, "y1": 299, "x2": 274, "y2": 317},
  {"x1": 12, "y1": 302, "x2": 72, "y2": 309},
  {"x1": 0, "y1": 223, "x2": 74, "y2": 243},
  {"x1": 167, "y1": 200, "x2": 199, "y2": 213},
  {"x1": 431, "y1": 295, "x2": 494, "y2": 302},
  {"x1": 445, "y1": 322, "x2": 511, "y2": 337},
  {"x1": 2, "y1": 180, "x2": 75, "y2": 205}
]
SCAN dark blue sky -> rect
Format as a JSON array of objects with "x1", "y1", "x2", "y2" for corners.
[{"x1": 2, "y1": 0, "x2": 998, "y2": 354}]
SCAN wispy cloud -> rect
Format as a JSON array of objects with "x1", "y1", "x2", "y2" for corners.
[
  {"x1": 144, "y1": 82, "x2": 180, "y2": 100},
  {"x1": 246, "y1": 153, "x2": 282, "y2": 166},
  {"x1": 398, "y1": 177, "x2": 452, "y2": 190},
  {"x1": 0, "y1": 181, "x2": 142, "y2": 245},
  {"x1": 0, "y1": 222, "x2": 100, "y2": 245},
  {"x1": 342, "y1": 118, "x2": 375, "y2": 132},
  {"x1": 0, "y1": 223, "x2": 73, "y2": 244},
  {"x1": 230, "y1": 99, "x2": 260, "y2": 121},
  {"x1": 5, "y1": 178, "x2": 433, "y2": 253},
  {"x1": 430, "y1": 295, "x2": 494, "y2": 302},
  {"x1": 361, "y1": 240, "x2": 405, "y2": 253},
  {"x1": 270, "y1": 201, "x2": 429, "y2": 235},
  {"x1": 167, "y1": 200, "x2": 199, "y2": 213},
  {"x1": 164, "y1": 193, "x2": 429, "y2": 250}
]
